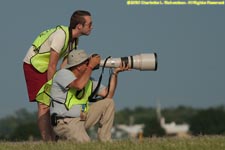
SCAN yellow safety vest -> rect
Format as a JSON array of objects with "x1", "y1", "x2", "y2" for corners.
[
  {"x1": 36, "y1": 78, "x2": 93, "y2": 112},
  {"x1": 36, "y1": 79, "x2": 53, "y2": 106},
  {"x1": 65, "y1": 80, "x2": 93, "y2": 112},
  {"x1": 30, "y1": 25, "x2": 77, "y2": 73}
]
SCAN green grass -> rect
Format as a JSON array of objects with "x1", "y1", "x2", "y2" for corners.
[{"x1": 0, "y1": 136, "x2": 225, "y2": 150}]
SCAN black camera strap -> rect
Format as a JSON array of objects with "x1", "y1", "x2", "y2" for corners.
[{"x1": 88, "y1": 56, "x2": 112, "y2": 102}]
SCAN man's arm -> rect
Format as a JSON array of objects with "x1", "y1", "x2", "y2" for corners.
[
  {"x1": 68, "y1": 65, "x2": 93, "y2": 90},
  {"x1": 98, "y1": 63, "x2": 130, "y2": 98},
  {"x1": 47, "y1": 49, "x2": 59, "y2": 80},
  {"x1": 68, "y1": 55, "x2": 100, "y2": 90},
  {"x1": 60, "y1": 57, "x2": 68, "y2": 69},
  {"x1": 105, "y1": 71, "x2": 118, "y2": 98}
]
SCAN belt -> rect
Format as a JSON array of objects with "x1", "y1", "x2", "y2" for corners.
[{"x1": 55, "y1": 116, "x2": 67, "y2": 120}]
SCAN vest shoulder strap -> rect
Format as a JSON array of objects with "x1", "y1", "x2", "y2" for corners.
[{"x1": 32, "y1": 25, "x2": 70, "y2": 51}]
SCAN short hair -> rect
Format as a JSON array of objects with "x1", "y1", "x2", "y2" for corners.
[{"x1": 70, "y1": 10, "x2": 91, "y2": 29}]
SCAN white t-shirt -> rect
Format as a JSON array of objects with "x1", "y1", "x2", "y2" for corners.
[{"x1": 23, "y1": 28, "x2": 66, "y2": 64}]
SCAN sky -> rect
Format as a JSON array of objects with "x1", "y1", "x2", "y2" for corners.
[{"x1": 0, "y1": 0, "x2": 224, "y2": 118}]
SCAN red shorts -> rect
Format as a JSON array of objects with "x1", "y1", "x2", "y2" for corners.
[{"x1": 23, "y1": 63, "x2": 47, "y2": 102}]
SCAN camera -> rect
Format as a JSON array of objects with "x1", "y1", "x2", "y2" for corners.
[{"x1": 98, "y1": 53, "x2": 157, "y2": 71}]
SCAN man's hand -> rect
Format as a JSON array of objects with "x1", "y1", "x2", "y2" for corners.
[
  {"x1": 88, "y1": 54, "x2": 101, "y2": 69},
  {"x1": 113, "y1": 61, "x2": 130, "y2": 75}
]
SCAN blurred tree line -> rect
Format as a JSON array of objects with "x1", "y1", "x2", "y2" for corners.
[{"x1": 0, "y1": 105, "x2": 225, "y2": 141}]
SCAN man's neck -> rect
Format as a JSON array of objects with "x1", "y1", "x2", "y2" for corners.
[{"x1": 72, "y1": 29, "x2": 81, "y2": 39}]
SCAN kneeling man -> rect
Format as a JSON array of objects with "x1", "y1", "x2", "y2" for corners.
[{"x1": 50, "y1": 49, "x2": 129, "y2": 142}]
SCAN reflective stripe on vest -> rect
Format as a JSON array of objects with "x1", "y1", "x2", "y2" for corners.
[{"x1": 30, "y1": 25, "x2": 75, "y2": 73}]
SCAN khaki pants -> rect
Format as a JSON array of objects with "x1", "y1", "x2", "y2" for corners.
[{"x1": 53, "y1": 98, "x2": 115, "y2": 142}]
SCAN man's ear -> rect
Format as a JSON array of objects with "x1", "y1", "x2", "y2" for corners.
[
  {"x1": 76, "y1": 65, "x2": 82, "y2": 71},
  {"x1": 77, "y1": 24, "x2": 83, "y2": 30}
]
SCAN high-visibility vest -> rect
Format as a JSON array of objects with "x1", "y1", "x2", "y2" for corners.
[
  {"x1": 30, "y1": 25, "x2": 77, "y2": 73},
  {"x1": 36, "y1": 79, "x2": 53, "y2": 106},
  {"x1": 64, "y1": 80, "x2": 93, "y2": 112},
  {"x1": 36, "y1": 78, "x2": 93, "y2": 112}
]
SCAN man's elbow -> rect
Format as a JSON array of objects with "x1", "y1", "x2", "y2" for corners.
[
  {"x1": 106, "y1": 91, "x2": 114, "y2": 98},
  {"x1": 70, "y1": 81, "x2": 85, "y2": 91}
]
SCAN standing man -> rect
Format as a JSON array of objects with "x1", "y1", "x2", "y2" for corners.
[
  {"x1": 23, "y1": 10, "x2": 93, "y2": 141},
  {"x1": 50, "y1": 50, "x2": 129, "y2": 142}
]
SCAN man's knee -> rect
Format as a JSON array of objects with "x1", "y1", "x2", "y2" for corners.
[
  {"x1": 106, "y1": 98, "x2": 115, "y2": 111},
  {"x1": 102, "y1": 98, "x2": 115, "y2": 107}
]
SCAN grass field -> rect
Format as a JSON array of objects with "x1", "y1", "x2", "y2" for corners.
[{"x1": 0, "y1": 136, "x2": 225, "y2": 150}]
